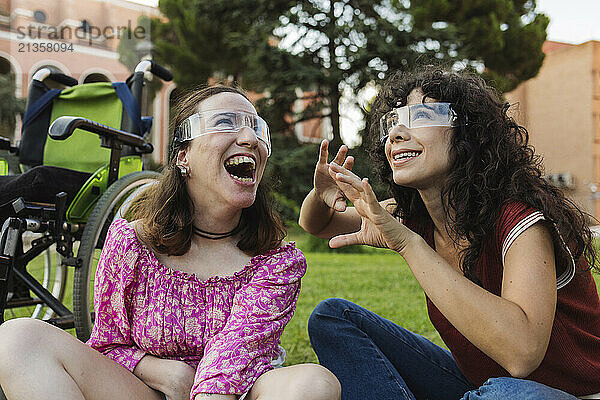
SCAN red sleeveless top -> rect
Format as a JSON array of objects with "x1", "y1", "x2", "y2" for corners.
[{"x1": 409, "y1": 202, "x2": 600, "y2": 396}]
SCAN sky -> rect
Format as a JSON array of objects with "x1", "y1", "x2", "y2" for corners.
[
  {"x1": 536, "y1": 0, "x2": 600, "y2": 44},
  {"x1": 130, "y1": 0, "x2": 600, "y2": 44}
]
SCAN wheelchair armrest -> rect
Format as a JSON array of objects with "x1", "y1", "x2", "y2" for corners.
[{"x1": 49, "y1": 116, "x2": 153, "y2": 153}]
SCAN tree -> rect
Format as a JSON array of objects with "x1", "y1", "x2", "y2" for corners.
[
  {"x1": 150, "y1": 0, "x2": 548, "y2": 217},
  {"x1": 151, "y1": 0, "x2": 296, "y2": 88},
  {"x1": 230, "y1": 0, "x2": 549, "y2": 150},
  {"x1": 410, "y1": 0, "x2": 549, "y2": 91},
  {"x1": 153, "y1": 0, "x2": 547, "y2": 149}
]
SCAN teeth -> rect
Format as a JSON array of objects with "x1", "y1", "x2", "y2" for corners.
[
  {"x1": 230, "y1": 175, "x2": 253, "y2": 182},
  {"x1": 394, "y1": 151, "x2": 420, "y2": 161},
  {"x1": 225, "y1": 155, "x2": 256, "y2": 168}
]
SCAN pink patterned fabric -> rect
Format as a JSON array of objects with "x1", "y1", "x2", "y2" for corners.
[{"x1": 86, "y1": 218, "x2": 307, "y2": 398}]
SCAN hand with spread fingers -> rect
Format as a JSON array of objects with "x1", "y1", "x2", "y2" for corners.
[
  {"x1": 314, "y1": 140, "x2": 355, "y2": 212},
  {"x1": 327, "y1": 161, "x2": 414, "y2": 253}
]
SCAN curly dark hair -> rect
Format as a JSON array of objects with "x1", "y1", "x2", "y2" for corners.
[{"x1": 368, "y1": 67, "x2": 597, "y2": 283}]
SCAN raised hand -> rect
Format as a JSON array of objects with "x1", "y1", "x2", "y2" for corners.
[
  {"x1": 314, "y1": 140, "x2": 354, "y2": 212},
  {"x1": 327, "y1": 162, "x2": 414, "y2": 253}
]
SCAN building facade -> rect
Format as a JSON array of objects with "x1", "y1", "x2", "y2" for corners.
[
  {"x1": 505, "y1": 40, "x2": 600, "y2": 220},
  {"x1": 0, "y1": 0, "x2": 174, "y2": 163}
]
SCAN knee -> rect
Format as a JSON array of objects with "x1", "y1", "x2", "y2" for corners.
[
  {"x1": 0, "y1": 319, "x2": 53, "y2": 375},
  {"x1": 462, "y1": 377, "x2": 538, "y2": 400},
  {"x1": 308, "y1": 298, "x2": 354, "y2": 338},
  {"x1": 289, "y1": 364, "x2": 341, "y2": 400}
]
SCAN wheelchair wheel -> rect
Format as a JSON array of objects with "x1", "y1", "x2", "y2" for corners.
[
  {"x1": 4, "y1": 241, "x2": 68, "y2": 321},
  {"x1": 32, "y1": 247, "x2": 67, "y2": 319},
  {"x1": 74, "y1": 170, "x2": 159, "y2": 341}
]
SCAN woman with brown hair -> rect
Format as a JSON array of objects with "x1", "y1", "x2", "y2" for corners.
[{"x1": 0, "y1": 85, "x2": 340, "y2": 400}]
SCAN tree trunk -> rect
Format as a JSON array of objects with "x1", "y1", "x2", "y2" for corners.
[
  {"x1": 328, "y1": 90, "x2": 343, "y2": 150},
  {"x1": 327, "y1": 1, "x2": 342, "y2": 150}
]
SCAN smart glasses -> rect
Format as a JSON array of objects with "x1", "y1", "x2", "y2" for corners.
[
  {"x1": 175, "y1": 109, "x2": 271, "y2": 156},
  {"x1": 379, "y1": 102, "x2": 457, "y2": 142}
]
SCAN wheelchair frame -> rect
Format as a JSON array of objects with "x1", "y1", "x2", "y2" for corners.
[{"x1": 0, "y1": 61, "x2": 171, "y2": 338}]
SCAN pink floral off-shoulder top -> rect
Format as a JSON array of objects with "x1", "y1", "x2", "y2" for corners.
[{"x1": 86, "y1": 218, "x2": 307, "y2": 398}]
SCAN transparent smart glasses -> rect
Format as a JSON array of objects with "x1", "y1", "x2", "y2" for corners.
[
  {"x1": 175, "y1": 109, "x2": 271, "y2": 156},
  {"x1": 379, "y1": 102, "x2": 458, "y2": 142}
]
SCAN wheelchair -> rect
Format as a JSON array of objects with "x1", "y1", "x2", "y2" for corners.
[{"x1": 0, "y1": 61, "x2": 172, "y2": 344}]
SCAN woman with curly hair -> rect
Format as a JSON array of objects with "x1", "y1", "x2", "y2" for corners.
[{"x1": 298, "y1": 67, "x2": 600, "y2": 399}]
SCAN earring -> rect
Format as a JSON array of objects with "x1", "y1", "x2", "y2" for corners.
[{"x1": 178, "y1": 165, "x2": 189, "y2": 177}]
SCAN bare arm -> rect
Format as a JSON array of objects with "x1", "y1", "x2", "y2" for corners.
[
  {"x1": 329, "y1": 163, "x2": 557, "y2": 377},
  {"x1": 133, "y1": 355, "x2": 196, "y2": 400},
  {"x1": 401, "y1": 224, "x2": 556, "y2": 377},
  {"x1": 299, "y1": 188, "x2": 363, "y2": 238}
]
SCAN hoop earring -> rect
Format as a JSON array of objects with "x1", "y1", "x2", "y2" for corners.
[{"x1": 178, "y1": 165, "x2": 189, "y2": 177}]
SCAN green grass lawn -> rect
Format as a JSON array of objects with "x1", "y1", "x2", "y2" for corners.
[{"x1": 279, "y1": 250, "x2": 444, "y2": 365}]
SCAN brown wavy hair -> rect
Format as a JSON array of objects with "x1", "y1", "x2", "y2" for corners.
[
  {"x1": 129, "y1": 85, "x2": 285, "y2": 256},
  {"x1": 368, "y1": 67, "x2": 598, "y2": 283}
]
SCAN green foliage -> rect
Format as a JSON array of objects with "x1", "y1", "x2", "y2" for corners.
[
  {"x1": 152, "y1": 0, "x2": 296, "y2": 88},
  {"x1": 265, "y1": 134, "x2": 319, "y2": 209},
  {"x1": 410, "y1": 0, "x2": 549, "y2": 92},
  {"x1": 270, "y1": 191, "x2": 300, "y2": 226},
  {"x1": 0, "y1": 74, "x2": 25, "y2": 140},
  {"x1": 153, "y1": 0, "x2": 547, "y2": 147}
]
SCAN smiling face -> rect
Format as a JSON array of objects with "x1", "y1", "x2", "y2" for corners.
[
  {"x1": 384, "y1": 89, "x2": 454, "y2": 191},
  {"x1": 176, "y1": 92, "x2": 269, "y2": 211}
]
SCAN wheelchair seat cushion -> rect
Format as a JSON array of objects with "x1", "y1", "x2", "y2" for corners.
[{"x1": 0, "y1": 166, "x2": 91, "y2": 208}]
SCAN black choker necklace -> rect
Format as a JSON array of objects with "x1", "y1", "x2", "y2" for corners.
[{"x1": 193, "y1": 220, "x2": 241, "y2": 240}]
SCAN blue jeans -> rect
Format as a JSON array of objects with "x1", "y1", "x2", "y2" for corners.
[{"x1": 308, "y1": 298, "x2": 578, "y2": 400}]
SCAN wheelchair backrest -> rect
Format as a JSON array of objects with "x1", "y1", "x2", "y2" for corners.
[{"x1": 20, "y1": 81, "x2": 141, "y2": 174}]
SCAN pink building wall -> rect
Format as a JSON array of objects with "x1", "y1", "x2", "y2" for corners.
[{"x1": 505, "y1": 40, "x2": 600, "y2": 220}]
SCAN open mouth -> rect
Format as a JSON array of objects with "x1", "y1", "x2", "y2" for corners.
[
  {"x1": 392, "y1": 150, "x2": 421, "y2": 163},
  {"x1": 224, "y1": 155, "x2": 256, "y2": 183}
]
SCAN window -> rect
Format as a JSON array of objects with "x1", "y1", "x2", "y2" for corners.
[
  {"x1": 83, "y1": 73, "x2": 110, "y2": 83},
  {"x1": 33, "y1": 10, "x2": 46, "y2": 23},
  {"x1": 81, "y1": 19, "x2": 91, "y2": 33},
  {"x1": 0, "y1": 57, "x2": 11, "y2": 75}
]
